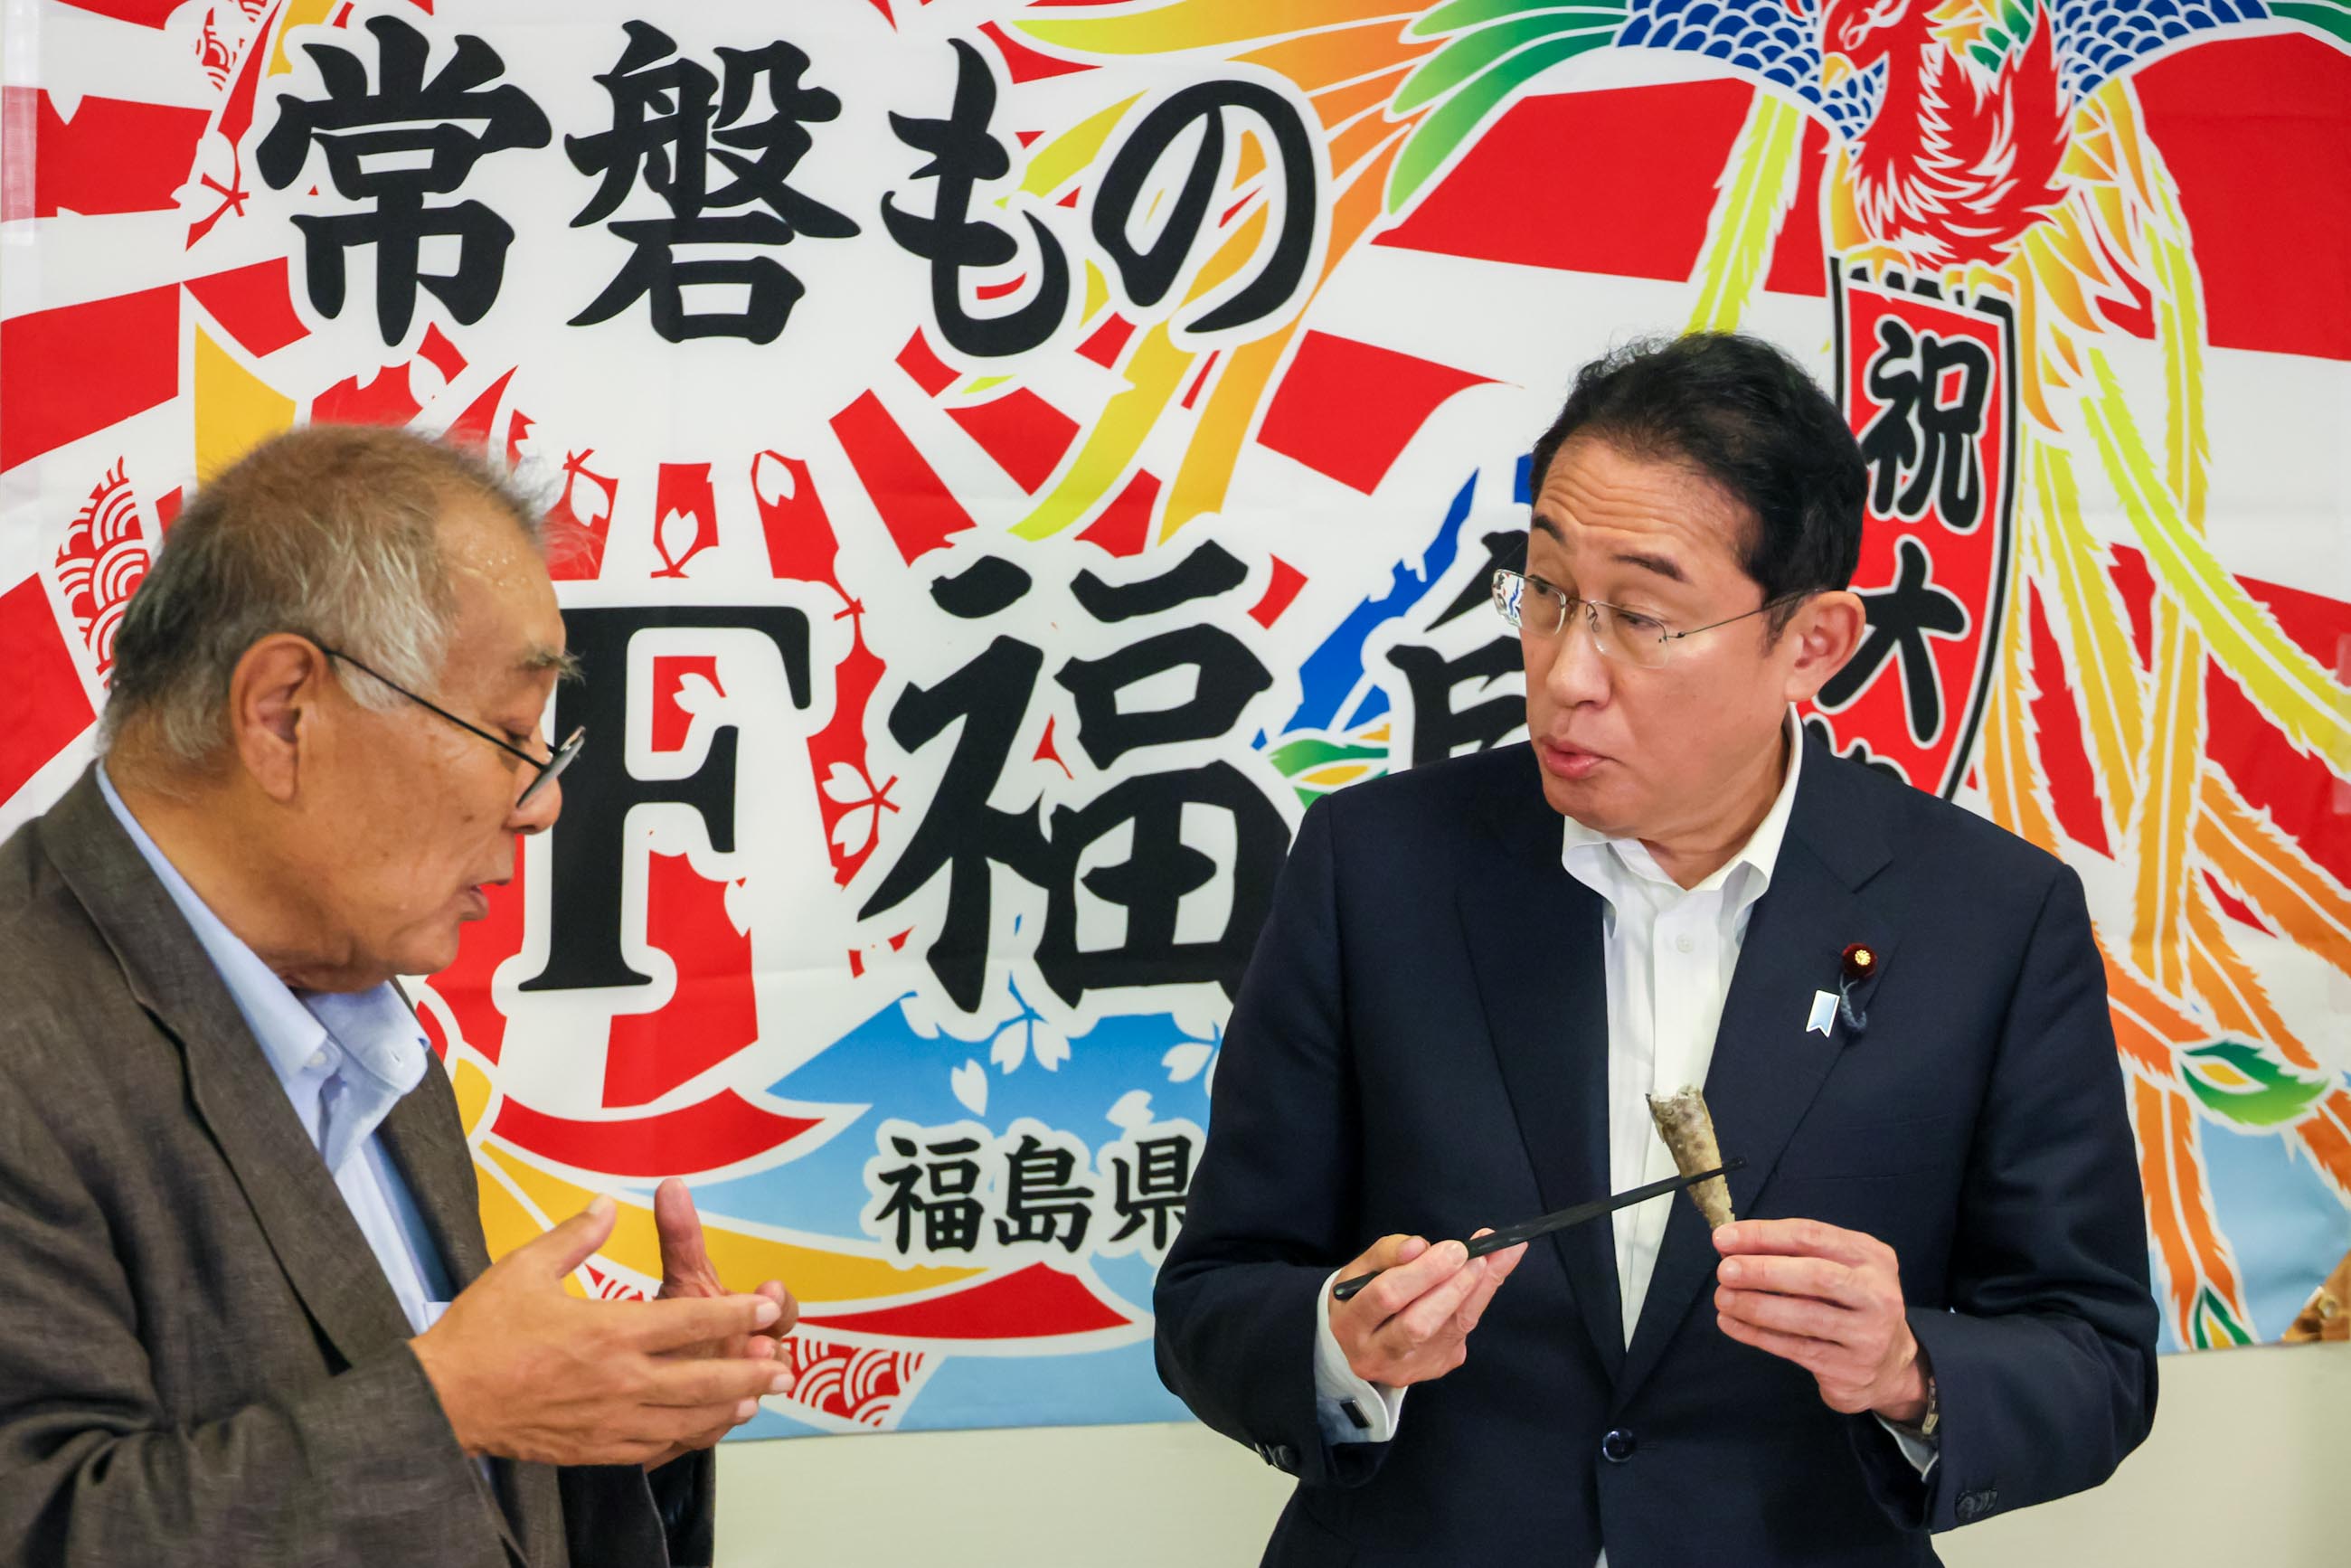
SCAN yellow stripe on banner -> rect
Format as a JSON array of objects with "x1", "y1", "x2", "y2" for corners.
[
  {"x1": 2028, "y1": 441, "x2": 2146, "y2": 827},
  {"x1": 2088, "y1": 82, "x2": 2213, "y2": 540},
  {"x1": 2152, "y1": 220, "x2": 2208, "y2": 536},
  {"x1": 478, "y1": 1142, "x2": 985, "y2": 1305},
  {"x1": 1185, "y1": 203, "x2": 1271, "y2": 304},
  {"x1": 1013, "y1": 326, "x2": 1193, "y2": 539},
  {"x1": 1685, "y1": 92, "x2": 1804, "y2": 335},
  {"x1": 194, "y1": 326, "x2": 297, "y2": 481},
  {"x1": 450, "y1": 1057, "x2": 495, "y2": 1139},
  {"x1": 2129, "y1": 600, "x2": 2200, "y2": 996},
  {"x1": 2082, "y1": 353, "x2": 2351, "y2": 775},
  {"x1": 1979, "y1": 570, "x2": 2061, "y2": 854},
  {"x1": 475, "y1": 1147, "x2": 559, "y2": 1266},
  {"x1": 1019, "y1": 1, "x2": 1424, "y2": 57},
  {"x1": 2011, "y1": 246, "x2": 2061, "y2": 431},
  {"x1": 1021, "y1": 95, "x2": 1141, "y2": 201},
  {"x1": 2194, "y1": 1058, "x2": 2252, "y2": 1091},
  {"x1": 269, "y1": 0, "x2": 341, "y2": 79},
  {"x1": 1082, "y1": 260, "x2": 1113, "y2": 325},
  {"x1": 1235, "y1": 17, "x2": 1438, "y2": 98}
]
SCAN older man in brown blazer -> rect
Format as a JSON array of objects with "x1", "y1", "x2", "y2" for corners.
[{"x1": 0, "y1": 426, "x2": 794, "y2": 1566}]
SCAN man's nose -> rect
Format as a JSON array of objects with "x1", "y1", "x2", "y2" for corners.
[
  {"x1": 1542, "y1": 610, "x2": 1610, "y2": 707},
  {"x1": 508, "y1": 770, "x2": 562, "y2": 836}
]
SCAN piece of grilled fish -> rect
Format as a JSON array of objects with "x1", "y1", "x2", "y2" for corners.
[{"x1": 1647, "y1": 1086, "x2": 1735, "y2": 1230}]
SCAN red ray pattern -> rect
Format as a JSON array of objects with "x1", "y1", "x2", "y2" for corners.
[
  {"x1": 1374, "y1": 80, "x2": 1756, "y2": 282},
  {"x1": 185, "y1": 258, "x2": 310, "y2": 357},
  {"x1": 0, "y1": 287, "x2": 179, "y2": 471},
  {"x1": 801, "y1": 1263, "x2": 1134, "y2": 1339},
  {"x1": 831, "y1": 392, "x2": 972, "y2": 563},
  {"x1": 0, "y1": 575, "x2": 94, "y2": 800},
  {"x1": 1256, "y1": 330, "x2": 1488, "y2": 494},
  {"x1": 946, "y1": 389, "x2": 1080, "y2": 491},
  {"x1": 4, "y1": 91, "x2": 208, "y2": 217},
  {"x1": 2139, "y1": 36, "x2": 2351, "y2": 362},
  {"x1": 492, "y1": 1089, "x2": 824, "y2": 1178}
]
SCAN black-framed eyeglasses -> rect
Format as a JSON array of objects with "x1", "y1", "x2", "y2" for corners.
[
  {"x1": 311, "y1": 640, "x2": 583, "y2": 811},
  {"x1": 1491, "y1": 569, "x2": 1810, "y2": 669}
]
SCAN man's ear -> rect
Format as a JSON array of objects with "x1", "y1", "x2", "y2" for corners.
[
  {"x1": 228, "y1": 636, "x2": 330, "y2": 803},
  {"x1": 1780, "y1": 590, "x2": 1865, "y2": 706}
]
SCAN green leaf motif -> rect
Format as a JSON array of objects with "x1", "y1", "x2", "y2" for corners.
[
  {"x1": 2188, "y1": 1286, "x2": 2253, "y2": 1349},
  {"x1": 1395, "y1": 10, "x2": 1626, "y2": 111},
  {"x1": 1964, "y1": 0, "x2": 2041, "y2": 77},
  {"x1": 1263, "y1": 734, "x2": 1390, "y2": 808},
  {"x1": 1388, "y1": 26, "x2": 1623, "y2": 212},
  {"x1": 2274, "y1": 0, "x2": 2351, "y2": 48},
  {"x1": 1263, "y1": 735, "x2": 1375, "y2": 772},
  {"x1": 1410, "y1": 0, "x2": 1620, "y2": 36},
  {"x1": 2179, "y1": 1040, "x2": 2333, "y2": 1129}
]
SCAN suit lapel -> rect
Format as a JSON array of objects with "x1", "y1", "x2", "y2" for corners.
[
  {"x1": 377, "y1": 1016, "x2": 563, "y2": 1566},
  {"x1": 1614, "y1": 746, "x2": 1901, "y2": 1405},
  {"x1": 1458, "y1": 764, "x2": 1624, "y2": 1380},
  {"x1": 377, "y1": 1043, "x2": 494, "y2": 1290},
  {"x1": 42, "y1": 768, "x2": 420, "y2": 1371}
]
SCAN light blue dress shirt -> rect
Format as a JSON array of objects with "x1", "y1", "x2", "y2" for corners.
[{"x1": 99, "y1": 768, "x2": 458, "y2": 1335}]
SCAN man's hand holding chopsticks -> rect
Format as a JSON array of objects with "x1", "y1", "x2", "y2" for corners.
[{"x1": 1329, "y1": 1229, "x2": 1528, "y2": 1387}]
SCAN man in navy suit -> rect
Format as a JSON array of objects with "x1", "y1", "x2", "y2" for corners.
[{"x1": 1155, "y1": 333, "x2": 2157, "y2": 1566}]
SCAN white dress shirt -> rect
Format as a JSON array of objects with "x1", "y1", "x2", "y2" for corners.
[
  {"x1": 1311, "y1": 713, "x2": 1931, "y2": 1554},
  {"x1": 98, "y1": 767, "x2": 457, "y2": 1335}
]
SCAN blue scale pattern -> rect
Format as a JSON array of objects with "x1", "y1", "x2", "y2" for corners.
[
  {"x1": 1611, "y1": 0, "x2": 2275, "y2": 142},
  {"x1": 1818, "y1": 57, "x2": 1885, "y2": 137},
  {"x1": 1621, "y1": 0, "x2": 1826, "y2": 96},
  {"x1": 2048, "y1": 0, "x2": 2271, "y2": 99},
  {"x1": 1618, "y1": 0, "x2": 1884, "y2": 139}
]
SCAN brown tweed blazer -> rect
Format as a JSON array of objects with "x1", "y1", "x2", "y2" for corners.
[{"x1": 0, "y1": 766, "x2": 712, "y2": 1567}]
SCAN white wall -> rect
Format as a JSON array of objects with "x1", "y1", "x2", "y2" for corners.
[{"x1": 715, "y1": 1340, "x2": 2350, "y2": 1567}]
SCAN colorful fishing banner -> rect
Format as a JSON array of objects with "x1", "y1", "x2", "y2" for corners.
[{"x1": 2, "y1": 0, "x2": 2346, "y2": 1434}]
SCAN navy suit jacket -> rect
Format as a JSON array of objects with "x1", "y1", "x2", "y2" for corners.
[{"x1": 1155, "y1": 738, "x2": 2157, "y2": 1567}]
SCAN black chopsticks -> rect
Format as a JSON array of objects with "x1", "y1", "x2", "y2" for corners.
[{"x1": 1330, "y1": 1158, "x2": 1745, "y2": 1303}]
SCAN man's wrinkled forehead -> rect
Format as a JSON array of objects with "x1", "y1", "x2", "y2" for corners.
[
  {"x1": 436, "y1": 496, "x2": 569, "y2": 684},
  {"x1": 1528, "y1": 514, "x2": 1693, "y2": 588}
]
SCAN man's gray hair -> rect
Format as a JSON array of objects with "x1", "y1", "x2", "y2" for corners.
[{"x1": 102, "y1": 423, "x2": 549, "y2": 772}]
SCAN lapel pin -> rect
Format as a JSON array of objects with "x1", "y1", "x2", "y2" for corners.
[
  {"x1": 1807, "y1": 991, "x2": 1838, "y2": 1037},
  {"x1": 1837, "y1": 942, "x2": 1877, "y2": 1032}
]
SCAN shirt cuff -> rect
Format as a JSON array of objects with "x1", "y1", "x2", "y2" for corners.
[
  {"x1": 1313, "y1": 1269, "x2": 1407, "y2": 1445},
  {"x1": 1874, "y1": 1412, "x2": 1940, "y2": 1478}
]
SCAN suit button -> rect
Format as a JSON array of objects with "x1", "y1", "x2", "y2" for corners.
[{"x1": 1600, "y1": 1429, "x2": 1638, "y2": 1463}]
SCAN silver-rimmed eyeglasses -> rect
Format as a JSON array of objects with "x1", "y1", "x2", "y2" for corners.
[{"x1": 1490, "y1": 569, "x2": 1807, "y2": 668}]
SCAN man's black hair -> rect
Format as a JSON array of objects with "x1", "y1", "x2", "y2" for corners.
[{"x1": 1528, "y1": 332, "x2": 1865, "y2": 623}]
